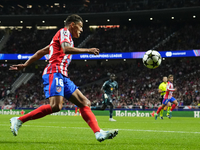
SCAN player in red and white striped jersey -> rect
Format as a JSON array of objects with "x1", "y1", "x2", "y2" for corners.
[
  {"x1": 155, "y1": 75, "x2": 178, "y2": 119},
  {"x1": 43, "y1": 26, "x2": 74, "y2": 77},
  {"x1": 9, "y1": 14, "x2": 118, "y2": 142}
]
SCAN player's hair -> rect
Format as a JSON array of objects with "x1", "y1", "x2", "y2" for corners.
[
  {"x1": 64, "y1": 14, "x2": 83, "y2": 26},
  {"x1": 168, "y1": 74, "x2": 173, "y2": 79}
]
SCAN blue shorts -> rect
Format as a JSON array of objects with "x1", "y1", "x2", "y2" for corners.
[
  {"x1": 42, "y1": 73, "x2": 78, "y2": 100},
  {"x1": 162, "y1": 97, "x2": 176, "y2": 105}
]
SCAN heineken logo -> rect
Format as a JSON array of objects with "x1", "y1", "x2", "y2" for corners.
[
  {"x1": 51, "y1": 110, "x2": 76, "y2": 116},
  {"x1": 115, "y1": 110, "x2": 153, "y2": 117},
  {"x1": 0, "y1": 109, "x2": 25, "y2": 115}
]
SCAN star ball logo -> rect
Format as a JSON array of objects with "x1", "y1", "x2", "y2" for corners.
[
  {"x1": 18, "y1": 54, "x2": 22, "y2": 59},
  {"x1": 165, "y1": 52, "x2": 172, "y2": 57}
]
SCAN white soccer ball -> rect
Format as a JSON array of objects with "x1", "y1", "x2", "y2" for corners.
[{"x1": 143, "y1": 50, "x2": 162, "y2": 69}]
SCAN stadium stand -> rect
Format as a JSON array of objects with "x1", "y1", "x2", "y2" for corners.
[
  {"x1": 0, "y1": 0, "x2": 199, "y2": 15},
  {"x1": 1, "y1": 23, "x2": 199, "y2": 53}
]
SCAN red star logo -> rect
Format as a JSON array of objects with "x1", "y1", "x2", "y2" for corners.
[
  {"x1": 151, "y1": 111, "x2": 155, "y2": 117},
  {"x1": 20, "y1": 110, "x2": 25, "y2": 115}
]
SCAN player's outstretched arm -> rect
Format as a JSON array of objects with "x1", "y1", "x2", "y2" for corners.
[
  {"x1": 9, "y1": 45, "x2": 49, "y2": 71},
  {"x1": 61, "y1": 42, "x2": 99, "y2": 55}
]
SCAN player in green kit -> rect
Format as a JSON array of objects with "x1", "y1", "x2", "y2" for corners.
[
  {"x1": 158, "y1": 76, "x2": 172, "y2": 119},
  {"x1": 91, "y1": 74, "x2": 118, "y2": 121}
]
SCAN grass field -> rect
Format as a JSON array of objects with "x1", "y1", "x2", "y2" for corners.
[{"x1": 0, "y1": 115, "x2": 200, "y2": 150}]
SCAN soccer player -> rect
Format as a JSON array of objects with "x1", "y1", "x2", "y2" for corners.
[
  {"x1": 158, "y1": 76, "x2": 171, "y2": 119},
  {"x1": 155, "y1": 74, "x2": 178, "y2": 120},
  {"x1": 9, "y1": 14, "x2": 118, "y2": 142},
  {"x1": 74, "y1": 105, "x2": 81, "y2": 116},
  {"x1": 92, "y1": 74, "x2": 118, "y2": 121}
]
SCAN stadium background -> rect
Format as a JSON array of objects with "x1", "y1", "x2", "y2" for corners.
[{"x1": 1, "y1": 0, "x2": 200, "y2": 114}]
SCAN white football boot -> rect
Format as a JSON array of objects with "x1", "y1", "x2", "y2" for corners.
[
  {"x1": 95, "y1": 129, "x2": 118, "y2": 142},
  {"x1": 109, "y1": 118, "x2": 116, "y2": 121},
  {"x1": 10, "y1": 117, "x2": 23, "y2": 136}
]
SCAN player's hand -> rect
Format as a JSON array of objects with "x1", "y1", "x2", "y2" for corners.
[
  {"x1": 9, "y1": 64, "x2": 26, "y2": 71},
  {"x1": 88, "y1": 48, "x2": 100, "y2": 55}
]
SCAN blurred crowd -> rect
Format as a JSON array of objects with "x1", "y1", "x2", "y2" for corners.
[
  {"x1": 0, "y1": 64, "x2": 21, "y2": 100},
  {"x1": 157, "y1": 23, "x2": 200, "y2": 51},
  {"x1": 1, "y1": 62, "x2": 131, "y2": 109},
  {"x1": 82, "y1": 58, "x2": 200, "y2": 109},
  {"x1": 1, "y1": 58, "x2": 200, "y2": 109},
  {"x1": 2, "y1": 22, "x2": 200, "y2": 54},
  {"x1": 1, "y1": 28, "x2": 92, "y2": 54},
  {"x1": 0, "y1": 0, "x2": 199, "y2": 15},
  {"x1": 85, "y1": 25, "x2": 177, "y2": 52}
]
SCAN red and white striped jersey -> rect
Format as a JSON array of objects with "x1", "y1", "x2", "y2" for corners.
[
  {"x1": 164, "y1": 81, "x2": 175, "y2": 99},
  {"x1": 43, "y1": 27, "x2": 74, "y2": 77}
]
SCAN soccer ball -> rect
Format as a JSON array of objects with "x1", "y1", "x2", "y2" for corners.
[{"x1": 143, "y1": 50, "x2": 162, "y2": 69}]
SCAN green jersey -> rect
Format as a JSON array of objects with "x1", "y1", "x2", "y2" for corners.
[{"x1": 102, "y1": 79, "x2": 118, "y2": 95}]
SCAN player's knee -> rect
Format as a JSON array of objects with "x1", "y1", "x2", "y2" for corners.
[
  {"x1": 50, "y1": 103, "x2": 62, "y2": 112},
  {"x1": 85, "y1": 99, "x2": 91, "y2": 107}
]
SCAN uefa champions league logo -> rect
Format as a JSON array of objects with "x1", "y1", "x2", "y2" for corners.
[{"x1": 165, "y1": 52, "x2": 172, "y2": 57}]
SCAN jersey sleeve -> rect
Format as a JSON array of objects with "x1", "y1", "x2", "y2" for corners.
[
  {"x1": 167, "y1": 83, "x2": 175, "y2": 91},
  {"x1": 102, "y1": 81, "x2": 108, "y2": 90},
  {"x1": 59, "y1": 29, "x2": 71, "y2": 45}
]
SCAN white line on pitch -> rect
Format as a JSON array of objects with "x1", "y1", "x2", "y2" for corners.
[{"x1": 2, "y1": 124, "x2": 200, "y2": 134}]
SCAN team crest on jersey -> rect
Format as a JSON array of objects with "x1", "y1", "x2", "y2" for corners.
[
  {"x1": 110, "y1": 87, "x2": 114, "y2": 91},
  {"x1": 56, "y1": 87, "x2": 62, "y2": 93},
  {"x1": 63, "y1": 31, "x2": 68, "y2": 36}
]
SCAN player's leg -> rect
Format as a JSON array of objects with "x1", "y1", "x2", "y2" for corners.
[
  {"x1": 159, "y1": 96, "x2": 164, "y2": 119},
  {"x1": 169, "y1": 98, "x2": 178, "y2": 117},
  {"x1": 108, "y1": 100, "x2": 116, "y2": 121},
  {"x1": 75, "y1": 106, "x2": 78, "y2": 116},
  {"x1": 167, "y1": 106, "x2": 172, "y2": 116},
  {"x1": 166, "y1": 102, "x2": 172, "y2": 118},
  {"x1": 78, "y1": 108, "x2": 81, "y2": 116},
  {"x1": 160, "y1": 108, "x2": 164, "y2": 118},
  {"x1": 10, "y1": 96, "x2": 63, "y2": 136},
  {"x1": 69, "y1": 89, "x2": 118, "y2": 142},
  {"x1": 10, "y1": 73, "x2": 64, "y2": 136},
  {"x1": 155, "y1": 98, "x2": 168, "y2": 120},
  {"x1": 109, "y1": 102, "x2": 116, "y2": 121},
  {"x1": 155, "y1": 104, "x2": 166, "y2": 120}
]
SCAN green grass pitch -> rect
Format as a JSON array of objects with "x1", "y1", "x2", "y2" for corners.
[{"x1": 0, "y1": 115, "x2": 200, "y2": 150}]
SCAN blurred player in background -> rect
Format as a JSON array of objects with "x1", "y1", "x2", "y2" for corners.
[
  {"x1": 74, "y1": 105, "x2": 81, "y2": 116},
  {"x1": 158, "y1": 76, "x2": 171, "y2": 119},
  {"x1": 155, "y1": 74, "x2": 178, "y2": 120},
  {"x1": 92, "y1": 74, "x2": 118, "y2": 121},
  {"x1": 9, "y1": 14, "x2": 118, "y2": 142}
]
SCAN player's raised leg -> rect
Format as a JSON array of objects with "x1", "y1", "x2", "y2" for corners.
[
  {"x1": 169, "y1": 98, "x2": 178, "y2": 118},
  {"x1": 69, "y1": 89, "x2": 118, "y2": 142}
]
